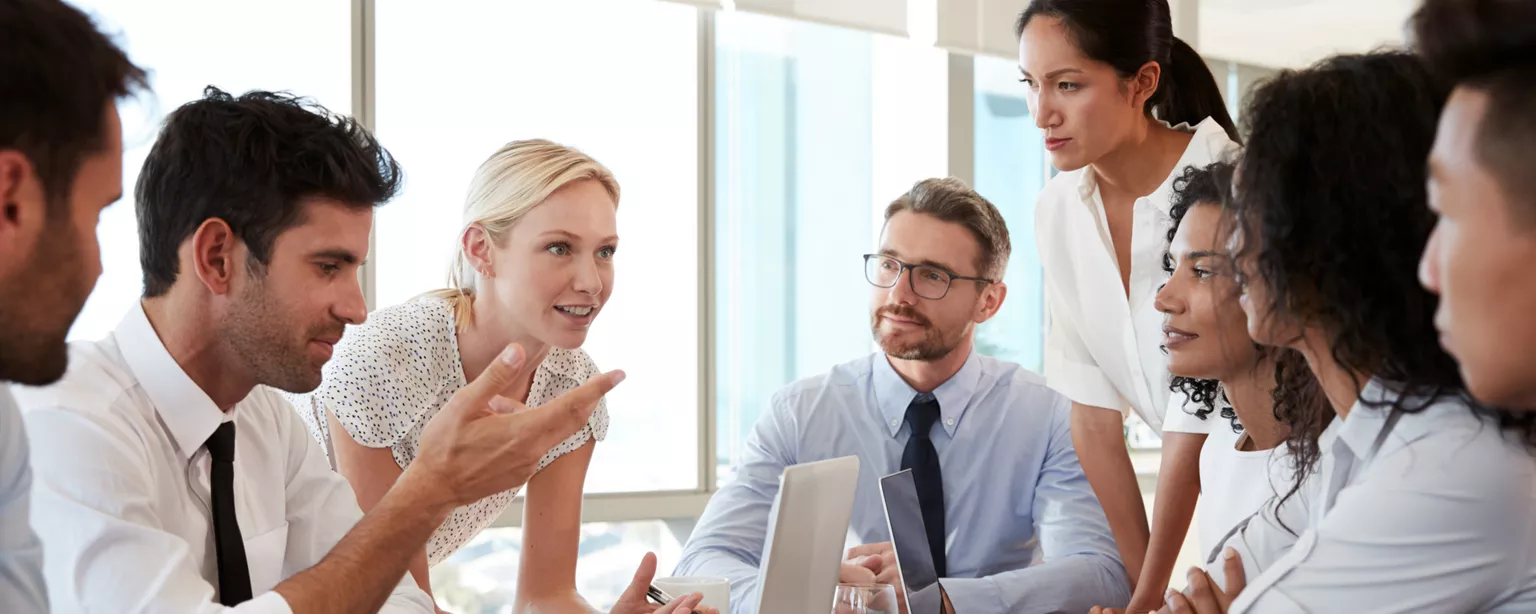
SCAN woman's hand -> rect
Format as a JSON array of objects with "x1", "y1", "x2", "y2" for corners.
[{"x1": 1159, "y1": 548, "x2": 1247, "y2": 614}]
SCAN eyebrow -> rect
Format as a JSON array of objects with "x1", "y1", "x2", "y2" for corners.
[
  {"x1": 879, "y1": 248, "x2": 964, "y2": 275},
  {"x1": 539, "y1": 229, "x2": 620, "y2": 244},
  {"x1": 1020, "y1": 67, "x2": 1084, "y2": 80},
  {"x1": 310, "y1": 249, "x2": 360, "y2": 265}
]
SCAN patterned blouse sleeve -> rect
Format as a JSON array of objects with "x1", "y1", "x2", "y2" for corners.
[
  {"x1": 313, "y1": 303, "x2": 449, "y2": 450},
  {"x1": 534, "y1": 349, "x2": 610, "y2": 472}
]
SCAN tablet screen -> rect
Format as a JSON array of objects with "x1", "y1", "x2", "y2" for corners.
[{"x1": 879, "y1": 469, "x2": 940, "y2": 599}]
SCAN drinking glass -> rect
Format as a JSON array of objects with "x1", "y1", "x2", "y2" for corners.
[{"x1": 831, "y1": 583, "x2": 900, "y2": 614}]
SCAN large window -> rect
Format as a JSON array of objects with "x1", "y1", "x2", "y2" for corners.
[
  {"x1": 66, "y1": 0, "x2": 351, "y2": 342},
  {"x1": 971, "y1": 54, "x2": 1049, "y2": 372},
  {"x1": 374, "y1": 0, "x2": 701, "y2": 494},
  {"x1": 712, "y1": 11, "x2": 947, "y2": 479}
]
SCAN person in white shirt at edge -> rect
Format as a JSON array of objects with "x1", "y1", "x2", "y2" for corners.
[
  {"x1": 285, "y1": 139, "x2": 628, "y2": 611},
  {"x1": 1013, "y1": 1, "x2": 1242, "y2": 610},
  {"x1": 11, "y1": 88, "x2": 713, "y2": 614},
  {"x1": 1089, "y1": 163, "x2": 1332, "y2": 614},
  {"x1": 1157, "y1": 51, "x2": 1536, "y2": 614},
  {"x1": 0, "y1": 2, "x2": 146, "y2": 612}
]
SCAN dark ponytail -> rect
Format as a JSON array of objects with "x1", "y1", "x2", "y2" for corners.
[
  {"x1": 1016, "y1": 0, "x2": 1241, "y2": 143},
  {"x1": 1165, "y1": 37, "x2": 1240, "y2": 142}
]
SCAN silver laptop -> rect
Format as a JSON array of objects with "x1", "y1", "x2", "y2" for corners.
[{"x1": 754, "y1": 455, "x2": 861, "y2": 613}]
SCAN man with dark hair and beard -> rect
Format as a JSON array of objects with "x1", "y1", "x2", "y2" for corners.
[
  {"x1": 6, "y1": 87, "x2": 719, "y2": 614},
  {"x1": 677, "y1": 178, "x2": 1128, "y2": 614},
  {"x1": 0, "y1": 0, "x2": 146, "y2": 610}
]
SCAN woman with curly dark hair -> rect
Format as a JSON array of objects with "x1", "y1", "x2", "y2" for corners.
[
  {"x1": 1149, "y1": 161, "x2": 1320, "y2": 573},
  {"x1": 1161, "y1": 51, "x2": 1536, "y2": 614}
]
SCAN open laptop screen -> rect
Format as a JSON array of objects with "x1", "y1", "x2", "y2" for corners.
[{"x1": 879, "y1": 469, "x2": 941, "y2": 606}]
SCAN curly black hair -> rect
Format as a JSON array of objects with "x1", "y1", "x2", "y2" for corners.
[
  {"x1": 1231, "y1": 52, "x2": 1536, "y2": 497},
  {"x1": 1163, "y1": 163, "x2": 1326, "y2": 457},
  {"x1": 1162, "y1": 162, "x2": 1238, "y2": 432}
]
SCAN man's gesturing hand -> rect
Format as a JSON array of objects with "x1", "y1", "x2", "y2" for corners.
[{"x1": 405, "y1": 344, "x2": 625, "y2": 510}]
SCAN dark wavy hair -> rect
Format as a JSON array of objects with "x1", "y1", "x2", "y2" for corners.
[
  {"x1": 1232, "y1": 52, "x2": 1536, "y2": 485},
  {"x1": 1163, "y1": 163, "x2": 1326, "y2": 460},
  {"x1": 136, "y1": 87, "x2": 403, "y2": 297}
]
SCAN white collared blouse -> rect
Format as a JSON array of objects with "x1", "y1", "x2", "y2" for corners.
[{"x1": 1035, "y1": 118, "x2": 1238, "y2": 433}]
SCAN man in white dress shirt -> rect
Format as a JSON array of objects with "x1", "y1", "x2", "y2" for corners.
[
  {"x1": 0, "y1": 1, "x2": 147, "y2": 612},
  {"x1": 10, "y1": 88, "x2": 678, "y2": 613}
]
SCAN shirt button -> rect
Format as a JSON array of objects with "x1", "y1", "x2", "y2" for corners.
[
  {"x1": 945, "y1": 419, "x2": 954, "y2": 426},
  {"x1": 891, "y1": 419, "x2": 899, "y2": 427}
]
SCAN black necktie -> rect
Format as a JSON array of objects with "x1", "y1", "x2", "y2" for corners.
[
  {"x1": 900, "y1": 396, "x2": 947, "y2": 578},
  {"x1": 206, "y1": 422, "x2": 252, "y2": 605}
]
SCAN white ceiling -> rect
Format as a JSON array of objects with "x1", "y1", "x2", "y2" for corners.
[{"x1": 1198, "y1": 0, "x2": 1419, "y2": 68}]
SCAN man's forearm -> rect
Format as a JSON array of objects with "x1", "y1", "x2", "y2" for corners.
[
  {"x1": 275, "y1": 469, "x2": 452, "y2": 614},
  {"x1": 1071, "y1": 406, "x2": 1149, "y2": 586}
]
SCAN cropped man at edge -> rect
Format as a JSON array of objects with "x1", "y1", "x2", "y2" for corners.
[{"x1": 0, "y1": 1, "x2": 146, "y2": 611}]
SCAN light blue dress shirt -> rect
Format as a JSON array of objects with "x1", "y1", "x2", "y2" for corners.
[
  {"x1": 676, "y1": 349, "x2": 1129, "y2": 613},
  {"x1": 0, "y1": 388, "x2": 47, "y2": 614},
  {"x1": 1219, "y1": 379, "x2": 1536, "y2": 613}
]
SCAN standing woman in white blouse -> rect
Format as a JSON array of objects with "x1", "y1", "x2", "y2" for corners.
[
  {"x1": 1014, "y1": 1, "x2": 1241, "y2": 610},
  {"x1": 288, "y1": 140, "x2": 642, "y2": 612}
]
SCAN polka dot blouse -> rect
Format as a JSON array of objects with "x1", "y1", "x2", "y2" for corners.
[{"x1": 284, "y1": 294, "x2": 609, "y2": 566}]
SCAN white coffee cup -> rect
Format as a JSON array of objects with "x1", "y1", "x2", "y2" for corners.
[{"x1": 652, "y1": 576, "x2": 730, "y2": 612}]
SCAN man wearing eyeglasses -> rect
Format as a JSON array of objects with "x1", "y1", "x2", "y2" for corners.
[{"x1": 676, "y1": 178, "x2": 1128, "y2": 614}]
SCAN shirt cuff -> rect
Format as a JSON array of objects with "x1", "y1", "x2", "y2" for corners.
[
  {"x1": 1204, "y1": 526, "x2": 1264, "y2": 596},
  {"x1": 935, "y1": 577, "x2": 1006, "y2": 614},
  {"x1": 1044, "y1": 348, "x2": 1128, "y2": 414}
]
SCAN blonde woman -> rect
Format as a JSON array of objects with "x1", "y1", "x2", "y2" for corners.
[{"x1": 288, "y1": 140, "x2": 703, "y2": 613}]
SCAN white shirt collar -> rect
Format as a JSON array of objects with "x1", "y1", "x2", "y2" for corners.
[
  {"x1": 112, "y1": 302, "x2": 226, "y2": 460},
  {"x1": 1075, "y1": 117, "x2": 1230, "y2": 215}
]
